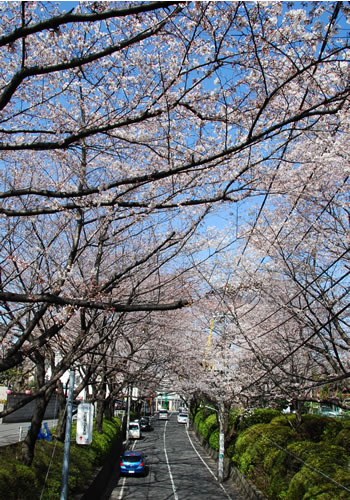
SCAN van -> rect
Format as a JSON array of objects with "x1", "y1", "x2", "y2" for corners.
[
  {"x1": 158, "y1": 409, "x2": 169, "y2": 420},
  {"x1": 129, "y1": 421, "x2": 141, "y2": 439}
]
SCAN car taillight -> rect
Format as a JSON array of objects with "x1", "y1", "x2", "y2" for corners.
[
  {"x1": 120, "y1": 461, "x2": 123, "y2": 466},
  {"x1": 140, "y1": 462, "x2": 144, "y2": 467}
]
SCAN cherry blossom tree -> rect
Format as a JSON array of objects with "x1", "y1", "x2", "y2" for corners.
[
  {"x1": 0, "y1": 0, "x2": 349, "y2": 465},
  {"x1": 1, "y1": 1, "x2": 349, "y2": 307},
  {"x1": 241, "y1": 182, "x2": 350, "y2": 412},
  {"x1": 19, "y1": 270, "x2": 191, "y2": 464},
  {"x1": 193, "y1": 205, "x2": 349, "y2": 416}
]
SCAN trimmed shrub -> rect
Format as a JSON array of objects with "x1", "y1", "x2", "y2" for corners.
[
  {"x1": 297, "y1": 414, "x2": 333, "y2": 442},
  {"x1": 226, "y1": 443, "x2": 236, "y2": 458},
  {"x1": 199, "y1": 413, "x2": 218, "y2": 441},
  {"x1": 270, "y1": 414, "x2": 298, "y2": 428},
  {"x1": 237, "y1": 408, "x2": 281, "y2": 433},
  {"x1": 335, "y1": 427, "x2": 350, "y2": 454},
  {"x1": 0, "y1": 417, "x2": 121, "y2": 500},
  {"x1": 87, "y1": 417, "x2": 121, "y2": 464},
  {"x1": 194, "y1": 406, "x2": 350, "y2": 499},
  {"x1": 194, "y1": 408, "x2": 206, "y2": 429},
  {"x1": 2, "y1": 463, "x2": 37, "y2": 500},
  {"x1": 286, "y1": 441, "x2": 325, "y2": 469},
  {"x1": 321, "y1": 418, "x2": 343, "y2": 443},
  {"x1": 209, "y1": 428, "x2": 220, "y2": 451},
  {"x1": 228, "y1": 408, "x2": 244, "y2": 427},
  {"x1": 286, "y1": 444, "x2": 350, "y2": 500},
  {"x1": 234, "y1": 422, "x2": 299, "y2": 496}
]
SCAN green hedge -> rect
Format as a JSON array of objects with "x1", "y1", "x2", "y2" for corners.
[
  {"x1": 194, "y1": 408, "x2": 206, "y2": 429},
  {"x1": 199, "y1": 413, "x2": 218, "y2": 441},
  {"x1": 237, "y1": 408, "x2": 280, "y2": 433},
  {"x1": 0, "y1": 417, "x2": 121, "y2": 500},
  {"x1": 234, "y1": 416, "x2": 350, "y2": 499},
  {"x1": 192, "y1": 407, "x2": 350, "y2": 500},
  {"x1": 234, "y1": 422, "x2": 300, "y2": 497},
  {"x1": 209, "y1": 428, "x2": 219, "y2": 451},
  {"x1": 286, "y1": 442, "x2": 350, "y2": 499}
]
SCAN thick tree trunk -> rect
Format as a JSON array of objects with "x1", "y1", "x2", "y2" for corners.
[
  {"x1": 104, "y1": 396, "x2": 113, "y2": 420},
  {"x1": 20, "y1": 389, "x2": 53, "y2": 465},
  {"x1": 20, "y1": 353, "x2": 54, "y2": 465},
  {"x1": 294, "y1": 399, "x2": 304, "y2": 425},
  {"x1": 95, "y1": 399, "x2": 104, "y2": 433},
  {"x1": 54, "y1": 382, "x2": 69, "y2": 442},
  {"x1": 55, "y1": 406, "x2": 67, "y2": 442},
  {"x1": 95, "y1": 378, "x2": 107, "y2": 432}
]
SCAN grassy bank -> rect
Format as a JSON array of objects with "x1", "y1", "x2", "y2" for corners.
[
  {"x1": 192, "y1": 408, "x2": 350, "y2": 499},
  {"x1": 0, "y1": 417, "x2": 121, "y2": 500}
]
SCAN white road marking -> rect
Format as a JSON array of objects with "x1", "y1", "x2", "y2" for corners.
[
  {"x1": 117, "y1": 421, "x2": 232, "y2": 500},
  {"x1": 163, "y1": 420, "x2": 179, "y2": 500},
  {"x1": 186, "y1": 427, "x2": 233, "y2": 500}
]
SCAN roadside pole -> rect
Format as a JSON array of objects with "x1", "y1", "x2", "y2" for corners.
[
  {"x1": 126, "y1": 384, "x2": 131, "y2": 443},
  {"x1": 60, "y1": 369, "x2": 75, "y2": 500},
  {"x1": 218, "y1": 401, "x2": 225, "y2": 483}
]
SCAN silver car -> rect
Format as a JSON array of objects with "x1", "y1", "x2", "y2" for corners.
[{"x1": 177, "y1": 413, "x2": 188, "y2": 424}]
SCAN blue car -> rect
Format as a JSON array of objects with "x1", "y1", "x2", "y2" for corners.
[{"x1": 120, "y1": 451, "x2": 146, "y2": 476}]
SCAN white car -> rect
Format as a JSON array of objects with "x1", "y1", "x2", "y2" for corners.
[
  {"x1": 129, "y1": 421, "x2": 141, "y2": 439},
  {"x1": 158, "y1": 409, "x2": 169, "y2": 420},
  {"x1": 177, "y1": 413, "x2": 188, "y2": 424}
]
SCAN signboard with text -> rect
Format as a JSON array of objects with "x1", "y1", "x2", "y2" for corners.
[{"x1": 76, "y1": 402, "x2": 93, "y2": 445}]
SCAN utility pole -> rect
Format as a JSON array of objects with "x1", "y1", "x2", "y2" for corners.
[
  {"x1": 218, "y1": 314, "x2": 227, "y2": 483},
  {"x1": 60, "y1": 369, "x2": 75, "y2": 500},
  {"x1": 218, "y1": 400, "x2": 225, "y2": 482},
  {"x1": 126, "y1": 384, "x2": 131, "y2": 442}
]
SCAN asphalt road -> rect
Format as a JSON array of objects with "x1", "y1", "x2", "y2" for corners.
[{"x1": 105, "y1": 413, "x2": 245, "y2": 500}]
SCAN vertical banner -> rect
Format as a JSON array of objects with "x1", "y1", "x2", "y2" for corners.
[{"x1": 76, "y1": 402, "x2": 93, "y2": 445}]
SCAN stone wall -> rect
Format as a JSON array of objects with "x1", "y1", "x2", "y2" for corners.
[{"x1": 3, "y1": 393, "x2": 60, "y2": 423}]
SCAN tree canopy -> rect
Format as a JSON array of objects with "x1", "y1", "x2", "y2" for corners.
[{"x1": 0, "y1": 1, "x2": 349, "y2": 460}]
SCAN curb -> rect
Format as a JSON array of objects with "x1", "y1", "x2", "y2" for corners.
[{"x1": 190, "y1": 426, "x2": 267, "y2": 500}]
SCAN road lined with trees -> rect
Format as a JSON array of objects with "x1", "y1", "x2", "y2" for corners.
[
  {"x1": 0, "y1": 0, "x2": 348, "y2": 478},
  {"x1": 107, "y1": 413, "x2": 243, "y2": 500}
]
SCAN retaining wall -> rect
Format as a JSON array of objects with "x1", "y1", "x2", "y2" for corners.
[
  {"x1": 75, "y1": 432, "x2": 123, "y2": 500},
  {"x1": 193, "y1": 425, "x2": 267, "y2": 500},
  {"x1": 75, "y1": 417, "x2": 127, "y2": 500},
  {"x1": 3, "y1": 393, "x2": 60, "y2": 423}
]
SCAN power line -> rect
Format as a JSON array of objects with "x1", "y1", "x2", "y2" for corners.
[
  {"x1": 240, "y1": 297, "x2": 349, "y2": 394},
  {"x1": 260, "y1": 431, "x2": 350, "y2": 495}
]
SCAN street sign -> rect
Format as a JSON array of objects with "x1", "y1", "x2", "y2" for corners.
[{"x1": 76, "y1": 402, "x2": 93, "y2": 445}]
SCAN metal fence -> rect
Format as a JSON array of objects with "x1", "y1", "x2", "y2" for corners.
[{"x1": 0, "y1": 420, "x2": 58, "y2": 447}]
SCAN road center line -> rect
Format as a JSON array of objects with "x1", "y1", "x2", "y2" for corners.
[
  {"x1": 163, "y1": 421, "x2": 179, "y2": 500},
  {"x1": 186, "y1": 427, "x2": 233, "y2": 500}
]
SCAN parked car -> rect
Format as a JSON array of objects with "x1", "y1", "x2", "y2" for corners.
[
  {"x1": 120, "y1": 451, "x2": 146, "y2": 475},
  {"x1": 177, "y1": 412, "x2": 188, "y2": 424},
  {"x1": 128, "y1": 421, "x2": 141, "y2": 439},
  {"x1": 140, "y1": 416, "x2": 152, "y2": 431},
  {"x1": 158, "y1": 409, "x2": 169, "y2": 420}
]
